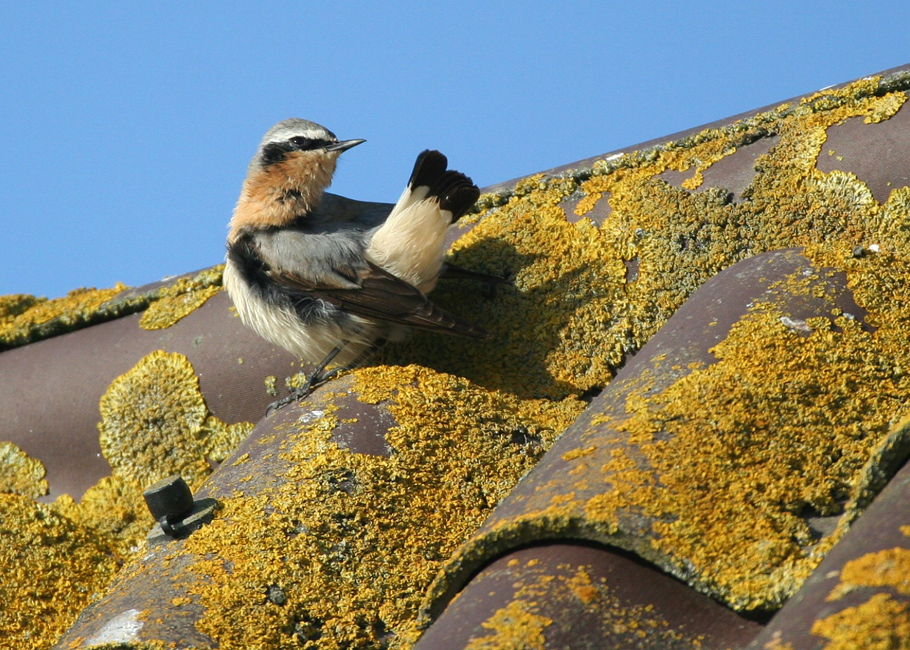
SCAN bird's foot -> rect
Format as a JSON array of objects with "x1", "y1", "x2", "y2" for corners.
[
  {"x1": 265, "y1": 385, "x2": 312, "y2": 416},
  {"x1": 264, "y1": 366, "x2": 352, "y2": 416}
]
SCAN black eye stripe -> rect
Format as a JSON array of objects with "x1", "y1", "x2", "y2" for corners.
[
  {"x1": 289, "y1": 136, "x2": 334, "y2": 151},
  {"x1": 259, "y1": 137, "x2": 336, "y2": 167},
  {"x1": 260, "y1": 142, "x2": 292, "y2": 166}
]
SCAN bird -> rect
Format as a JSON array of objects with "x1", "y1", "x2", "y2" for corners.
[{"x1": 223, "y1": 118, "x2": 491, "y2": 410}]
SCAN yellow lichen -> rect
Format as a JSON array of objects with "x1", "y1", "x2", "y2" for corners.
[
  {"x1": 825, "y1": 522, "x2": 910, "y2": 603},
  {"x1": 0, "y1": 293, "x2": 43, "y2": 324},
  {"x1": 0, "y1": 441, "x2": 49, "y2": 498},
  {"x1": 0, "y1": 284, "x2": 126, "y2": 349},
  {"x1": 462, "y1": 563, "x2": 696, "y2": 649},
  {"x1": 561, "y1": 446, "x2": 596, "y2": 461},
  {"x1": 827, "y1": 547, "x2": 910, "y2": 600},
  {"x1": 592, "y1": 287, "x2": 910, "y2": 608},
  {"x1": 381, "y1": 174, "x2": 627, "y2": 400},
  {"x1": 201, "y1": 415, "x2": 256, "y2": 463},
  {"x1": 98, "y1": 350, "x2": 253, "y2": 489},
  {"x1": 99, "y1": 350, "x2": 210, "y2": 488},
  {"x1": 0, "y1": 494, "x2": 122, "y2": 649},
  {"x1": 139, "y1": 266, "x2": 224, "y2": 330},
  {"x1": 811, "y1": 593, "x2": 910, "y2": 650},
  {"x1": 0, "y1": 348, "x2": 252, "y2": 645},
  {"x1": 8, "y1": 71, "x2": 910, "y2": 646},
  {"x1": 179, "y1": 366, "x2": 583, "y2": 649},
  {"x1": 864, "y1": 91, "x2": 907, "y2": 124},
  {"x1": 0, "y1": 265, "x2": 224, "y2": 349},
  {"x1": 426, "y1": 74, "x2": 910, "y2": 614},
  {"x1": 51, "y1": 475, "x2": 152, "y2": 559},
  {"x1": 464, "y1": 600, "x2": 552, "y2": 650}
]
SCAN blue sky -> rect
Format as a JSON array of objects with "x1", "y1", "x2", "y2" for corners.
[{"x1": 2, "y1": 2, "x2": 909, "y2": 299}]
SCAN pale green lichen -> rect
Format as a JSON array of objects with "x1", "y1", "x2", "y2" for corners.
[
  {"x1": 0, "y1": 441, "x2": 49, "y2": 499},
  {"x1": 0, "y1": 265, "x2": 224, "y2": 350},
  {"x1": 139, "y1": 266, "x2": 224, "y2": 330},
  {"x1": 98, "y1": 350, "x2": 253, "y2": 489},
  {"x1": 0, "y1": 284, "x2": 127, "y2": 350}
]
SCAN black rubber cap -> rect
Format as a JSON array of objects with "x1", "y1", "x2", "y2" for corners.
[{"x1": 143, "y1": 475, "x2": 194, "y2": 521}]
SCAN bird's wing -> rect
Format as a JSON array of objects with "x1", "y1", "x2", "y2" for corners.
[{"x1": 272, "y1": 259, "x2": 488, "y2": 339}]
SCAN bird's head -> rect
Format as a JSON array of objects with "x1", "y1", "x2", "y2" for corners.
[{"x1": 230, "y1": 119, "x2": 365, "y2": 239}]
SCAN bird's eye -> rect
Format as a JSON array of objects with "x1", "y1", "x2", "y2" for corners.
[{"x1": 288, "y1": 135, "x2": 334, "y2": 151}]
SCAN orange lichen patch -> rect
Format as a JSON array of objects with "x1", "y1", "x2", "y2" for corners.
[
  {"x1": 52, "y1": 475, "x2": 152, "y2": 559},
  {"x1": 583, "y1": 273, "x2": 910, "y2": 609},
  {"x1": 565, "y1": 566, "x2": 600, "y2": 605},
  {"x1": 763, "y1": 641, "x2": 797, "y2": 650},
  {"x1": 864, "y1": 91, "x2": 907, "y2": 124},
  {"x1": 826, "y1": 547, "x2": 910, "y2": 601},
  {"x1": 464, "y1": 600, "x2": 552, "y2": 650},
  {"x1": 463, "y1": 564, "x2": 696, "y2": 649},
  {"x1": 561, "y1": 446, "x2": 596, "y2": 461},
  {"x1": 826, "y1": 522, "x2": 910, "y2": 602},
  {"x1": 810, "y1": 593, "x2": 910, "y2": 650},
  {"x1": 0, "y1": 494, "x2": 122, "y2": 649},
  {"x1": 139, "y1": 266, "x2": 223, "y2": 330},
  {"x1": 0, "y1": 284, "x2": 126, "y2": 349},
  {"x1": 98, "y1": 350, "x2": 254, "y2": 490},
  {"x1": 385, "y1": 173, "x2": 627, "y2": 400},
  {"x1": 417, "y1": 74, "x2": 910, "y2": 613},
  {"x1": 177, "y1": 366, "x2": 583, "y2": 649},
  {"x1": 0, "y1": 441, "x2": 49, "y2": 498}
]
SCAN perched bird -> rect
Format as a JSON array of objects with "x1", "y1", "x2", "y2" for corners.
[{"x1": 223, "y1": 118, "x2": 489, "y2": 408}]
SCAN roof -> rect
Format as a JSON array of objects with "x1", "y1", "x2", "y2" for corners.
[{"x1": 2, "y1": 64, "x2": 910, "y2": 649}]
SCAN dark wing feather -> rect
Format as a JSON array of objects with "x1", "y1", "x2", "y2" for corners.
[
  {"x1": 408, "y1": 150, "x2": 480, "y2": 221},
  {"x1": 272, "y1": 261, "x2": 488, "y2": 339}
]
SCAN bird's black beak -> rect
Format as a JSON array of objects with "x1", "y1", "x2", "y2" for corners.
[{"x1": 325, "y1": 139, "x2": 365, "y2": 153}]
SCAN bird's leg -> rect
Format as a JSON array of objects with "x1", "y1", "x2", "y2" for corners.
[
  {"x1": 265, "y1": 345, "x2": 344, "y2": 415},
  {"x1": 440, "y1": 262, "x2": 511, "y2": 298},
  {"x1": 316, "y1": 337, "x2": 387, "y2": 385},
  {"x1": 265, "y1": 339, "x2": 388, "y2": 415}
]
